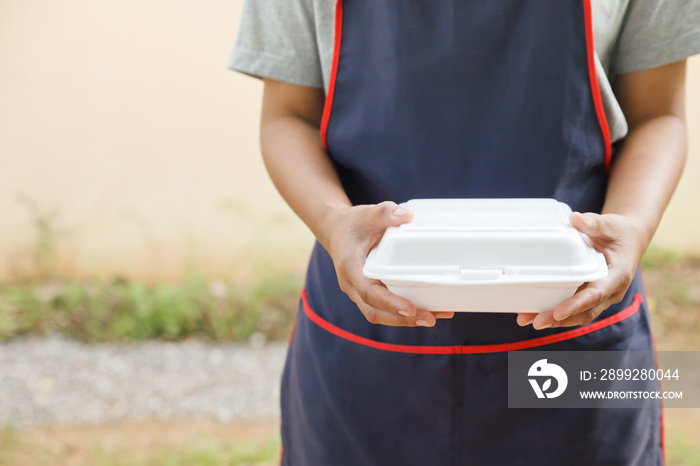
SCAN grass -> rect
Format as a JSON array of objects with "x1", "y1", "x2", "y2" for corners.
[
  {"x1": 1, "y1": 418, "x2": 700, "y2": 466},
  {"x1": 0, "y1": 251, "x2": 699, "y2": 464},
  {"x1": 641, "y1": 252, "x2": 700, "y2": 351},
  {"x1": 0, "y1": 249, "x2": 698, "y2": 345},
  {"x1": 0, "y1": 421, "x2": 280, "y2": 466},
  {"x1": 0, "y1": 272, "x2": 302, "y2": 343},
  {"x1": 668, "y1": 433, "x2": 700, "y2": 466},
  {"x1": 90, "y1": 438, "x2": 280, "y2": 466}
]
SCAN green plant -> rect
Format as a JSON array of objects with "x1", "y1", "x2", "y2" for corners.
[
  {"x1": 15, "y1": 192, "x2": 64, "y2": 277},
  {"x1": 91, "y1": 434, "x2": 280, "y2": 466},
  {"x1": 0, "y1": 272, "x2": 302, "y2": 343}
]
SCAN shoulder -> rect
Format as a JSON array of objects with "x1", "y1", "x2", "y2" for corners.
[
  {"x1": 611, "y1": 0, "x2": 700, "y2": 74},
  {"x1": 228, "y1": 0, "x2": 325, "y2": 88}
]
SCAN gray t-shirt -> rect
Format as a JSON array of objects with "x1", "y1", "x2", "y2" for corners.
[{"x1": 230, "y1": 0, "x2": 700, "y2": 143}]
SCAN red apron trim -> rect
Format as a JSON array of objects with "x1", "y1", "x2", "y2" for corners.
[
  {"x1": 320, "y1": 0, "x2": 343, "y2": 149},
  {"x1": 653, "y1": 332, "x2": 666, "y2": 466},
  {"x1": 639, "y1": 271, "x2": 665, "y2": 464},
  {"x1": 287, "y1": 320, "x2": 297, "y2": 348},
  {"x1": 583, "y1": 0, "x2": 612, "y2": 172},
  {"x1": 648, "y1": 319, "x2": 666, "y2": 465},
  {"x1": 301, "y1": 289, "x2": 643, "y2": 354}
]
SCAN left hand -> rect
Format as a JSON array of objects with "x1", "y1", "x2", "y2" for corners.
[{"x1": 516, "y1": 212, "x2": 647, "y2": 330}]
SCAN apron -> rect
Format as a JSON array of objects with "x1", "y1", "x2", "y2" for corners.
[{"x1": 281, "y1": 0, "x2": 663, "y2": 464}]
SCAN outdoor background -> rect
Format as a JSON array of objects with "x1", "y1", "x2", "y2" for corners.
[
  {"x1": 1, "y1": 0, "x2": 699, "y2": 465},
  {"x1": 1, "y1": 0, "x2": 699, "y2": 283}
]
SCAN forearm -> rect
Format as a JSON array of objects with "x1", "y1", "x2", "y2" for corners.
[
  {"x1": 260, "y1": 110, "x2": 351, "y2": 252},
  {"x1": 602, "y1": 115, "x2": 687, "y2": 252},
  {"x1": 602, "y1": 59, "x2": 688, "y2": 253},
  {"x1": 259, "y1": 80, "x2": 440, "y2": 326}
]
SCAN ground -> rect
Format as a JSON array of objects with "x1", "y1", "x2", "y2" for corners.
[
  {"x1": 0, "y1": 258, "x2": 699, "y2": 466},
  {"x1": 0, "y1": 421, "x2": 280, "y2": 466}
]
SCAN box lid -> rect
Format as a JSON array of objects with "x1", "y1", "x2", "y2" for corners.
[{"x1": 363, "y1": 199, "x2": 608, "y2": 285}]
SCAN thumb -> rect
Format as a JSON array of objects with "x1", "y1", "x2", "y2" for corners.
[
  {"x1": 370, "y1": 201, "x2": 414, "y2": 229},
  {"x1": 569, "y1": 212, "x2": 609, "y2": 240}
]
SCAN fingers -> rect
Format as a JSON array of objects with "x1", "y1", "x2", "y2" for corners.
[
  {"x1": 517, "y1": 313, "x2": 538, "y2": 327},
  {"x1": 340, "y1": 258, "x2": 448, "y2": 327},
  {"x1": 519, "y1": 309, "x2": 597, "y2": 329},
  {"x1": 553, "y1": 284, "x2": 608, "y2": 322},
  {"x1": 518, "y1": 269, "x2": 630, "y2": 330},
  {"x1": 346, "y1": 284, "x2": 443, "y2": 327},
  {"x1": 354, "y1": 299, "x2": 421, "y2": 327},
  {"x1": 525, "y1": 284, "x2": 611, "y2": 329},
  {"x1": 349, "y1": 271, "x2": 456, "y2": 325},
  {"x1": 362, "y1": 281, "x2": 417, "y2": 317},
  {"x1": 518, "y1": 307, "x2": 598, "y2": 330},
  {"x1": 357, "y1": 281, "x2": 441, "y2": 327}
]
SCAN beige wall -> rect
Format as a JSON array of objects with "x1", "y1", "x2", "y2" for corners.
[
  {"x1": 0, "y1": 0, "x2": 698, "y2": 282},
  {"x1": 655, "y1": 57, "x2": 700, "y2": 251}
]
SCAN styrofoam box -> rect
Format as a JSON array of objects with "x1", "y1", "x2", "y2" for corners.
[{"x1": 363, "y1": 199, "x2": 608, "y2": 313}]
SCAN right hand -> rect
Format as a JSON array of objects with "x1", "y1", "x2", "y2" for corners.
[{"x1": 325, "y1": 201, "x2": 454, "y2": 327}]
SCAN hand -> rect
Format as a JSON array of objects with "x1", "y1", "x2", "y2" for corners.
[
  {"x1": 325, "y1": 201, "x2": 455, "y2": 327},
  {"x1": 516, "y1": 212, "x2": 647, "y2": 330}
]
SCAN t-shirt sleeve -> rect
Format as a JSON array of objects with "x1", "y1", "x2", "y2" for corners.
[
  {"x1": 228, "y1": 0, "x2": 324, "y2": 88},
  {"x1": 612, "y1": 0, "x2": 700, "y2": 74}
]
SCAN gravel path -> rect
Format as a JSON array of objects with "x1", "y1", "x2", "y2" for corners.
[{"x1": 0, "y1": 334, "x2": 287, "y2": 429}]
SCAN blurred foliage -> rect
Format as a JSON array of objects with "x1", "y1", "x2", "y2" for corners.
[
  {"x1": 642, "y1": 251, "x2": 700, "y2": 351},
  {"x1": 0, "y1": 273, "x2": 301, "y2": 343},
  {"x1": 641, "y1": 247, "x2": 700, "y2": 270},
  {"x1": 0, "y1": 248, "x2": 697, "y2": 344},
  {"x1": 667, "y1": 432, "x2": 700, "y2": 466},
  {"x1": 14, "y1": 192, "x2": 64, "y2": 277},
  {"x1": 92, "y1": 437, "x2": 280, "y2": 466}
]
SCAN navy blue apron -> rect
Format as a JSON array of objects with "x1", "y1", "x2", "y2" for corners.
[{"x1": 281, "y1": 0, "x2": 663, "y2": 464}]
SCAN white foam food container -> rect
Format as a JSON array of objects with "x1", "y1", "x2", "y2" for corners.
[{"x1": 363, "y1": 199, "x2": 608, "y2": 313}]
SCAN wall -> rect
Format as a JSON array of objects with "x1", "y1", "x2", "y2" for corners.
[{"x1": 0, "y1": 0, "x2": 698, "y2": 282}]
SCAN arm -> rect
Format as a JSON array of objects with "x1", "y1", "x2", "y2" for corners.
[
  {"x1": 260, "y1": 78, "x2": 453, "y2": 327},
  {"x1": 518, "y1": 60, "x2": 688, "y2": 329}
]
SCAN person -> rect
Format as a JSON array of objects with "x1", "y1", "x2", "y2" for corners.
[{"x1": 229, "y1": 0, "x2": 700, "y2": 464}]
